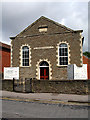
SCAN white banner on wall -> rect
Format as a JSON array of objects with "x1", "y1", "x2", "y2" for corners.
[
  {"x1": 74, "y1": 64, "x2": 87, "y2": 80},
  {"x1": 4, "y1": 67, "x2": 19, "y2": 80}
]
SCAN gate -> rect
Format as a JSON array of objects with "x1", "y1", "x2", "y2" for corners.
[{"x1": 13, "y1": 78, "x2": 32, "y2": 93}]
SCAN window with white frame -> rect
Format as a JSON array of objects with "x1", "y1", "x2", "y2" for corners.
[
  {"x1": 22, "y1": 46, "x2": 29, "y2": 66},
  {"x1": 59, "y1": 43, "x2": 68, "y2": 65}
]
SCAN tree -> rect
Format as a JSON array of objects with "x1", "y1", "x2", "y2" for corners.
[{"x1": 83, "y1": 51, "x2": 90, "y2": 58}]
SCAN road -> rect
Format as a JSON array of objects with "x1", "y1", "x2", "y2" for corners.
[{"x1": 2, "y1": 99, "x2": 89, "y2": 118}]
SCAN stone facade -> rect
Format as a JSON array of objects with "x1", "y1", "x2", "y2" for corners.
[{"x1": 10, "y1": 16, "x2": 83, "y2": 80}]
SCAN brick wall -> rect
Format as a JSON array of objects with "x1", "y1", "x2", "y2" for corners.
[
  {"x1": 0, "y1": 44, "x2": 11, "y2": 76},
  {"x1": 2, "y1": 49, "x2": 11, "y2": 73},
  {"x1": 83, "y1": 56, "x2": 90, "y2": 79}
]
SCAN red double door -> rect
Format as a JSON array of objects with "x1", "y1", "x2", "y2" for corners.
[{"x1": 40, "y1": 67, "x2": 49, "y2": 80}]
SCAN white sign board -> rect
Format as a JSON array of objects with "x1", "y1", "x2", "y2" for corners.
[
  {"x1": 4, "y1": 67, "x2": 19, "y2": 80},
  {"x1": 74, "y1": 64, "x2": 87, "y2": 80}
]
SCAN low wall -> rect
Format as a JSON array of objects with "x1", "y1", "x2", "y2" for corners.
[
  {"x1": 32, "y1": 80, "x2": 89, "y2": 95},
  {"x1": 2, "y1": 79, "x2": 90, "y2": 95},
  {"x1": 2, "y1": 80, "x2": 13, "y2": 91}
]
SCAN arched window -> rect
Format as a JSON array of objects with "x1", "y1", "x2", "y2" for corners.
[
  {"x1": 22, "y1": 46, "x2": 29, "y2": 66},
  {"x1": 40, "y1": 61, "x2": 49, "y2": 66},
  {"x1": 59, "y1": 43, "x2": 68, "y2": 65}
]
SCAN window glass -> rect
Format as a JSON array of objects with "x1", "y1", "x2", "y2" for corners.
[
  {"x1": 40, "y1": 61, "x2": 49, "y2": 66},
  {"x1": 59, "y1": 43, "x2": 68, "y2": 65},
  {"x1": 22, "y1": 46, "x2": 29, "y2": 66}
]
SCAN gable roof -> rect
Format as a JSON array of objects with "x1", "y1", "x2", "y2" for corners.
[
  {"x1": 19, "y1": 16, "x2": 74, "y2": 35},
  {"x1": 10, "y1": 16, "x2": 83, "y2": 39}
]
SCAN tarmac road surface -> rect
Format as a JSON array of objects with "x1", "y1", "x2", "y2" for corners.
[{"x1": 2, "y1": 99, "x2": 89, "y2": 118}]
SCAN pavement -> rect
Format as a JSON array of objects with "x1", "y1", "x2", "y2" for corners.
[{"x1": 0, "y1": 90, "x2": 90, "y2": 106}]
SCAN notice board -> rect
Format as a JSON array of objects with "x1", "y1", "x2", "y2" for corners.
[
  {"x1": 74, "y1": 64, "x2": 87, "y2": 80},
  {"x1": 4, "y1": 67, "x2": 19, "y2": 80}
]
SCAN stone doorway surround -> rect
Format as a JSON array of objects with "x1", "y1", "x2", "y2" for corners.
[
  {"x1": 40, "y1": 61, "x2": 49, "y2": 80},
  {"x1": 36, "y1": 59, "x2": 52, "y2": 80}
]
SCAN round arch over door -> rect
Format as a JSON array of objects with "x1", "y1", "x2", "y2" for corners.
[{"x1": 39, "y1": 61, "x2": 49, "y2": 80}]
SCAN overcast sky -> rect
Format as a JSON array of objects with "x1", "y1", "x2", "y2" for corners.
[{"x1": 0, "y1": 1, "x2": 89, "y2": 52}]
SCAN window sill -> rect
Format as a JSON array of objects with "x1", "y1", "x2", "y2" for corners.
[
  {"x1": 19, "y1": 66, "x2": 31, "y2": 67},
  {"x1": 57, "y1": 65, "x2": 68, "y2": 67}
]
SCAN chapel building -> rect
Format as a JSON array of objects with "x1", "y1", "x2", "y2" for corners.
[{"x1": 10, "y1": 16, "x2": 83, "y2": 80}]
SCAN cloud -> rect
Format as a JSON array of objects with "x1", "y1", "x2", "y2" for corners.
[{"x1": 1, "y1": 2, "x2": 88, "y2": 52}]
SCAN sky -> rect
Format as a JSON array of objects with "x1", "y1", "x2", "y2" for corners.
[{"x1": 0, "y1": 1, "x2": 89, "y2": 52}]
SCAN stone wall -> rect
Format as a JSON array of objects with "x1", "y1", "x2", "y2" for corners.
[
  {"x1": 2, "y1": 79, "x2": 90, "y2": 95},
  {"x1": 2, "y1": 80, "x2": 13, "y2": 91},
  {"x1": 32, "y1": 79, "x2": 89, "y2": 95}
]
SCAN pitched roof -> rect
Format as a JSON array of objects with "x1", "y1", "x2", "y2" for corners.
[
  {"x1": 10, "y1": 16, "x2": 83, "y2": 39},
  {"x1": 0, "y1": 42, "x2": 11, "y2": 50}
]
